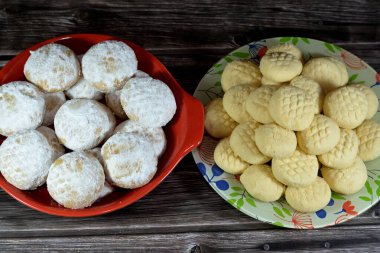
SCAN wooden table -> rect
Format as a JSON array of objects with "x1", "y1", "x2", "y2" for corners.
[{"x1": 0, "y1": 1, "x2": 379, "y2": 252}]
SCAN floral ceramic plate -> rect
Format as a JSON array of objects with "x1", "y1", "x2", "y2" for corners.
[{"x1": 192, "y1": 37, "x2": 380, "y2": 229}]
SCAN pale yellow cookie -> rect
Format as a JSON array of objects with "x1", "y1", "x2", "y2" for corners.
[
  {"x1": 204, "y1": 98, "x2": 238, "y2": 138},
  {"x1": 254, "y1": 123, "x2": 297, "y2": 158},
  {"x1": 230, "y1": 121, "x2": 271, "y2": 164},
  {"x1": 240, "y1": 165, "x2": 285, "y2": 202},
  {"x1": 268, "y1": 85, "x2": 314, "y2": 131},
  {"x1": 318, "y1": 129, "x2": 359, "y2": 169},
  {"x1": 285, "y1": 177, "x2": 331, "y2": 213},
  {"x1": 214, "y1": 138, "x2": 249, "y2": 174},
  {"x1": 245, "y1": 85, "x2": 278, "y2": 124},
  {"x1": 259, "y1": 52, "x2": 302, "y2": 83},
  {"x1": 321, "y1": 157, "x2": 367, "y2": 195},
  {"x1": 261, "y1": 76, "x2": 283, "y2": 86},
  {"x1": 266, "y1": 43, "x2": 303, "y2": 62},
  {"x1": 223, "y1": 84, "x2": 255, "y2": 123},
  {"x1": 297, "y1": 114, "x2": 340, "y2": 155},
  {"x1": 272, "y1": 148, "x2": 318, "y2": 187},
  {"x1": 350, "y1": 84, "x2": 378, "y2": 119},
  {"x1": 221, "y1": 60, "x2": 262, "y2": 92},
  {"x1": 356, "y1": 119, "x2": 380, "y2": 161},
  {"x1": 290, "y1": 75, "x2": 324, "y2": 114},
  {"x1": 302, "y1": 57, "x2": 348, "y2": 93},
  {"x1": 323, "y1": 86, "x2": 368, "y2": 129}
]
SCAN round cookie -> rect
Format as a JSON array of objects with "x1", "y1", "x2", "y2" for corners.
[
  {"x1": 134, "y1": 70, "x2": 150, "y2": 78},
  {"x1": 105, "y1": 89, "x2": 127, "y2": 119},
  {"x1": 98, "y1": 181, "x2": 115, "y2": 199},
  {"x1": 302, "y1": 57, "x2": 348, "y2": 93},
  {"x1": 37, "y1": 126, "x2": 65, "y2": 159},
  {"x1": 114, "y1": 120, "x2": 166, "y2": 157},
  {"x1": 85, "y1": 148, "x2": 105, "y2": 167},
  {"x1": 54, "y1": 99, "x2": 116, "y2": 150},
  {"x1": 255, "y1": 123, "x2": 297, "y2": 158},
  {"x1": 221, "y1": 59, "x2": 262, "y2": 92},
  {"x1": 240, "y1": 165, "x2": 285, "y2": 202},
  {"x1": 223, "y1": 84, "x2": 256, "y2": 123},
  {"x1": 356, "y1": 119, "x2": 380, "y2": 161},
  {"x1": 285, "y1": 177, "x2": 331, "y2": 213},
  {"x1": 0, "y1": 81, "x2": 45, "y2": 136},
  {"x1": 82, "y1": 40, "x2": 137, "y2": 92},
  {"x1": 266, "y1": 43, "x2": 303, "y2": 62},
  {"x1": 204, "y1": 98, "x2": 238, "y2": 138},
  {"x1": 297, "y1": 114, "x2": 340, "y2": 155},
  {"x1": 24, "y1": 43, "x2": 80, "y2": 92},
  {"x1": 65, "y1": 77, "x2": 104, "y2": 101},
  {"x1": 350, "y1": 84, "x2": 378, "y2": 119},
  {"x1": 245, "y1": 85, "x2": 278, "y2": 124},
  {"x1": 101, "y1": 132, "x2": 158, "y2": 189},
  {"x1": 42, "y1": 91, "x2": 66, "y2": 126},
  {"x1": 290, "y1": 75, "x2": 324, "y2": 114},
  {"x1": 323, "y1": 86, "x2": 368, "y2": 129},
  {"x1": 0, "y1": 130, "x2": 56, "y2": 190},
  {"x1": 321, "y1": 157, "x2": 367, "y2": 195},
  {"x1": 268, "y1": 85, "x2": 314, "y2": 131},
  {"x1": 120, "y1": 77, "x2": 176, "y2": 127},
  {"x1": 214, "y1": 138, "x2": 249, "y2": 174},
  {"x1": 47, "y1": 151, "x2": 105, "y2": 209},
  {"x1": 318, "y1": 129, "x2": 359, "y2": 169},
  {"x1": 272, "y1": 148, "x2": 319, "y2": 187},
  {"x1": 261, "y1": 76, "x2": 283, "y2": 86},
  {"x1": 230, "y1": 121, "x2": 270, "y2": 164},
  {"x1": 259, "y1": 52, "x2": 302, "y2": 83}
]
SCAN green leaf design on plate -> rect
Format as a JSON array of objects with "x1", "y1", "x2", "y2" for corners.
[
  {"x1": 237, "y1": 198, "x2": 244, "y2": 210},
  {"x1": 332, "y1": 192, "x2": 346, "y2": 200},
  {"x1": 246, "y1": 198, "x2": 256, "y2": 207},
  {"x1": 282, "y1": 208, "x2": 292, "y2": 216},
  {"x1": 228, "y1": 199, "x2": 236, "y2": 205},
  {"x1": 292, "y1": 37, "x2": 299, "y2": 45},
  {"x1": 301, "y1": 37, "x2": 310, "y2": 44},
  {"x1": 213, "y1": 63, "x2": 222, "y2": 68},
  {"x1": 214, "y1": 81, "x2": 221, "y2": 87},
  {"x1": 273, "y1": 221, "x2": 284, "y2": 227},
  {"x1": 273, "y1": 206, "x2": 285, "y2": 218},
  {"x1": 375, "y1": 180, "x2": 380, "y2": 186},
  {"x1": 349, "y1": 74, "x2": 359, "y2": 82},
  {"x1": 324, "y1": 42, "x2": 335, "y2": 53},
  {"x1": 224, "y1": 56, "x2": 233, "y2": 63},
  {"x1": 232, "y1": 186, "x2": 242, "y2": 191},
  {"x1": 365, "y1": 181, "x2": 373, "y2": 195},
  {"x1": 279, "y1": 37, "x2": 291, "y2": 42},
  {"x1": 377, "y1": 187, "x2": 380, "y2": 197},
  {"x1": 359, "y1": 196, "x2": 371, "y2": 202},
  {"x1": 333, "y1": 44, "x2": 342, "y2": 51},
  {"x1": 232, "y1": 52, "x2": 250, "y2": 58},
  {"x1": 230, "y1": 192, "x2": 240, "y2": 197},
  {"x1": 216, "y1": 70, "x2": 223, "y2": 75}
]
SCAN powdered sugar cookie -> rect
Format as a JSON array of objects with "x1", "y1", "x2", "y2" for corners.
[
  {"x1": 285, "y1": 177, "x2": 331, "y2": 213},
  {"x1": 356, "y1": 120, "x2": 380, "y2": 161},
  {"x1": 321, "y1": 157, "x2": 367, "y2": 195},
  {"x1": 297, "y1": 114, "x2": 340, "y2": 155},
  {"x1": 101, "y1": 132, "x2": 158, "y2": 189},
  {"x1": 105, "y1": 89, "x2": 127, "y2": 119},
  {"x1": 230, "y1": 121, "x2": 271, "y2": 164},
  {"x1": 98, "y1": 181, "x2": 115, "y2": 199},
  {"x1": 204, "y1": 98, "x2": 238, "y2": 138},
  {"x1": 255, "y1": 123, "x2": 297, "y2": 158},
  {"x1": 134, "y1": 70, "x2": 150, "y2": 78},
  {"x1": 259, "y1": 52, "x2": 302, "y2": 83},
  {"x1": 350, "y1": 84, "x2": 378, "y2": 119},
  {"x1": 261, "y1": 76, "x2": 283, "y2": 86},
  {"x1": 214, "y1": 138, "x2": 249, "y2": 174},
  {"x1": 0, "y1": 81, "x2": 45, "y2": 136},
  {"x1": 24, "y1": 43, "x2": 80, "y2": 92},
  {"x1": 42, "y1": 91, "x2": 66, "y2": 126},
  {"x1": 221, "y1": 59, "x2": 262, "y2": 92},
  {"x1": 37, "y1": 126, "x2": 65, "y2": 159},
  {"x1": 65, "y1": 77, "x2": 104, "y2": 101},
  {"x1": 54, "y1": 99, "x2": 116, "y2": 150},
  {"x1": 272, "y1": 148, "x2": 319, "y2": 187},
  {"x1": 0, "y1": 130, "x2": 56, "y2": 190},
  {"x1": 120, "y1": 77, "x2": 176, "y2": 127},
  {"x1": 318, "y1": 129, "x2": 359, "y2": 169},
  {"x1": 82, "y1": 40, "x2": 137, "y2": 92},
  {"x1": 302, "y1": 57, "x2": 348, "y2": 93},
  {"x1": 323, "y1": 86, "x2": 368, "y2": 129},
  {"x1": 245, "y1": 85, "x2": 278, "y2": 124},
  {"x1": 240, "y1": 165, "x2": 285, "y2": 202},
  {"x1": 223, "y1": 84, "x2": 255, "y2": 123},
  {"x1": 114, "y1": 120, "x2": 166, "y2": 157},
  {"x1": 266, "y1": 43, "x2": 303, "y2": 62},
  {"x1": 269, "y1": 85, "x2": 314, "y2": 131},
  {"x1": 290, "y1": 75, "x2": 324, "y2": 114},
  {"x1": 47, "y1": 151, "x2": 105, "y2": 209}
]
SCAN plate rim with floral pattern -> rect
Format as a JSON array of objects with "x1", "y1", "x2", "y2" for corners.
[{"x1": 191, "y1": 37, "x2": 380, "y2": 229}]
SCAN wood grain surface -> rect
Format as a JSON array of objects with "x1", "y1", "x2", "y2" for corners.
[{"x1": 0, "y1": 0, "x2": 379, "y2": 252}]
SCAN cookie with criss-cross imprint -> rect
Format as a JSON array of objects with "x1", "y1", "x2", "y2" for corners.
[
  {"x1": 272, "y1": 148, "x2": 319, "y2": 187},
  {"x1": 356, "y1": 120, "x2": 380, "y2": 161},
  {"x1": 245, "y1": 85, "x2": 278, "y2": 124},
  {"x1": 318, "y1": 128, "x2": 359, "y2": 169},
  {"x1": 42, "y1": 91, "x2": 66, "y2": 126},
  {"x1": 240, "y1": 165, "x2": 285, "y2": 202},
  {"x1": 66, "y1": 77, "x2": 104, "y2": 101},
  {"x1": 290, "y1": 75, "x2": 324, "y2": 114},
  {"x1": 0, "y1": 81, "x2": 45, "y2": 136},
  {"x1": 350, "y1": 84, "x2": 378, "y2": 119},
  {"x1": 221, "y1": 59, "x2": 262, "y2": 92},
  {"x1": 47, "y1": 151, "x2": 105, "y2": 209},
  {"x1": 82, "y1": 40, "x2": 137, "y2": 92},
  {"x1": 321, "y1": 157, "x2": 367, "y2": 195},
  {"x1": 37, "y1": 126, "x2": 65, "y2": 159},
  {"x1": 120, "y1": 77, "x2": 176, "y2": 127},
  {"x1": 323, "y1": 86, "x2": 368, "y2": 129},
  {"x1": 101, "y1": 132, "x2": 158, "y2": 189},
  {"x1": 285, "y1": 177, "x2": 331, "y2": 213},
  {"x1": 24, "y1": 43, "x2": 80, "y2": 92},
  {"x1": 223, "y1": 84, "x2": 256, "y2": 123},
  {"x1": 214, "y1": 138, "x2": 249, "y2": 175},
  {"x1": 266, "y1": 43, "x2": 303, "y2": 62}
]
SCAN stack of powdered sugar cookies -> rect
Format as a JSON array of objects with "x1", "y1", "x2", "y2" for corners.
[
  {"x1": 205, "y1": 43, "x2": 379, "y2": 213},
  {"x1": 0, "y1": 40, "x2": 176, "y2": 209}
]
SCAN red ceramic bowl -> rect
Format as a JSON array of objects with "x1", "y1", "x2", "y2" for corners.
[{"x1": 0, "y1": 34, "x2": 204, "y2": 217}]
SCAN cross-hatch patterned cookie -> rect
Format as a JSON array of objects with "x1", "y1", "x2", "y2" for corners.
[
  {"x1": 356, "y1": 119, "x2": 380, "y2": 161},
  {"x1": 214, "y1": 138, "x2": 248, "y2": 175},
  {"x1": 266, "y1": 43, "x2": 303, "y2": 62},
  {"x1": 350, "y1": 84, "x2": 379, "y2": 119},
  {"x1": 245, "y1": 85, "x2": 278, "y2": 124},
  {"x1": 223, "y1": 84, "x2": 256, "y2": 123}
]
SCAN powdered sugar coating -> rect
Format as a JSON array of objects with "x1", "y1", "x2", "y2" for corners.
[
  {"x1": 65, "y1": 77, "x2": 104, "y2": 101},
  {"x1": 134, "y1": 70, "x2": 150, "y2": 78},
  {"x1": 24, "y1": 43, "x2": 80, "y2": 92},
  {"x1": 42, "y1": 91, "x2": 66, "y2": 126},
  {"x1": 105, "y1": 89, "x2": 127, "y2": 119},
  {"x1": 0, "y1": 81, "x2": 45, "y2": 136},
  {"x1": 37, "y1": 126, "x2": 65, "y2": 159},
  {"x1": 98, "y1": 181, "x2": 114, "y2": 199},
  {"x1": 54, "y1": 99, "x2": 116, "y2": 150},
  {"x1": 0, "y1": 130, "x2": 55, "y2": 190}
]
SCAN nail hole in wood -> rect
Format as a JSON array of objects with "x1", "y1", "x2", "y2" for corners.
[
  {"x1": 190, "y1": 245, "x2": 201, "y2": 253},
  {"x1": 263, "y1": 243, "x2": 270, "y2": 251},
  {"x1": 372, "y1": 210, "x2": 380, "y2": 218},
  {"x1": 324, "y1": 242, "x2": 331, "y2": 248}
]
